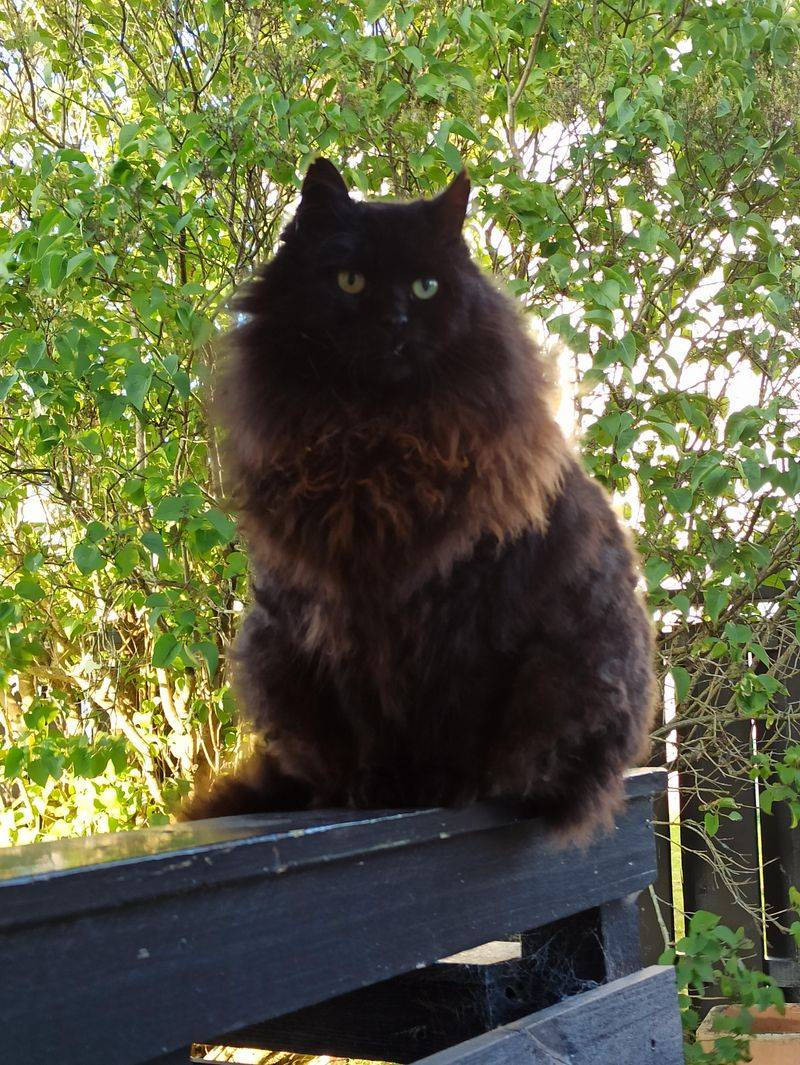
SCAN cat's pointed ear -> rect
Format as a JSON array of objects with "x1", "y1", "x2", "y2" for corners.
[
  {"x1": 286, "y1": 158, "x2": 350, "y2": 239},
  {"x1": 430, "y1": 169, "x2": 470, "y2": 239},
  {"x1": 301, "y1": 158, "x2": 349, "y2": 201}
]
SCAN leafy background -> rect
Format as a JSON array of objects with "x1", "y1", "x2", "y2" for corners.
[{"x1": 1, "y1": 0, "x2": 799, "y2": 1059}]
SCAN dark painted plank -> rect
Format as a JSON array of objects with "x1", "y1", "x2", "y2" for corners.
[
  {"x1": 414, "y1": 965, "x2": 683, "y2": 1064},
  {"x1": 212, "y1": 942, "x2": 557, "y2": 1063},
  {"x1": 600, "y1": 893, "x2": 643, "y2": 980},
  {"x1": 516, "y1": 891, "x2": 642, "y2": 1008},
  {"x1": 0, "y1": 768, "x2": 665, "y2": 930},
  {"x1": 761, "y1": 662, "x2": 800, "y2": 997},
  {"x1": 639, "y1": 752, "x2": 674, "y2": 965},
  {"x1": 520, "y1": 912, "x2": 606, "y2": 1004},
  {"x1": 1, "y1": 781, "x2": 663, "y2": 1065},
  {"x1": 0, "y1": 806, "x2": 518, "y2": 929},
  {"x1": 766, "y1": 956, "x2": 800, "y2": 988},
  {"x1": 680, "y1": 715, "x2": 764, "y2": 974}
]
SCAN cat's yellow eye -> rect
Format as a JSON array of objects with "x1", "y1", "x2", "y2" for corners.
[
  {"x1": 412, "y1": 277, "x2": 439, "y2": 300},
  {"x1": 337, "y1": 270, "x2": 365, "y2": 294}
]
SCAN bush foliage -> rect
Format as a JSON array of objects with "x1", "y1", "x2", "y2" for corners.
[
  {"x1": 2, "y1": 0, "x2": 800, "y2": 1017},
  {"x1": 3, "y1": 0, "x2": 799, "y2": 820}
]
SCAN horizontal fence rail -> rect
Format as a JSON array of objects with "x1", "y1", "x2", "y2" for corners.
[
  {"x1": 1, "y1": 768, "x2": 669, "y2": 1065},
  {"x1": 416, "y1": 966, "x2": 683, "y2": 1065}
]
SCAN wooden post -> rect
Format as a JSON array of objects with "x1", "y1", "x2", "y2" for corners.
[
  {"x1": 602, "y1": 894, "x2": 645, "y2": 980},
  {"x1": 761, "y1": 662, "x2": 800, "y2": 998},
  {"x1": 519, "y1": 891, "x2": 643, "y2": 997},
  {"x1": 680, "y1": 707, "x2": 764, "y2": 976},
  {"x1": 414, "y1": 967, "x2": 684, "y2": 1065},
  {"x1": 638, "y1": 734, "x2": 675, "y2": 965}
]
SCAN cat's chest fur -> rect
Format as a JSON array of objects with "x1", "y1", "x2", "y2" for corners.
[
  {"x1": 243, "y1": 413, "x2": 475, "y2": 586},
  {"x1": 238, "y1": 400, "x2": 568, "y2": 608}
]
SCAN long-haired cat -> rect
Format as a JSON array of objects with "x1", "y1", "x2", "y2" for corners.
[{"x1": 183, "y1": 159, "x2": 655, "y2": 837}]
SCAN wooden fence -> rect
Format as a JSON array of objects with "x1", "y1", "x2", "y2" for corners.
[
  {"x1": 639, "y1": 668, "x2": 800, "y2": 1000},
  {"x1": 0, "y1": 768, "x2": 682, "y2": 1065}
]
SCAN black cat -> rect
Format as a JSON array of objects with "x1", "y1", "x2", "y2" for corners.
[{"x1": 183, "y1": 159, "x2": 655, "y2": 837}]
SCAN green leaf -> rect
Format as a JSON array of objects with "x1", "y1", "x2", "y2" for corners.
[
  {"x1": 152, "y1": 632, "x2": 181, "y2": 669},
  {"x1": 203, "y1": 508, "x2": 237, "y2": 542},
  {"x1": 671, "y1": 594, "x2": 691, "y2": 616},
  {"x1": 671, "y1": 665, "x2": 692, "y2": 704},
  {"x1": 643, "y1": 558, "x2": 671, "y2": 592},
  {"x1": 403, "y1": 45, "x2": 425, "y2": 69},
  {"x1": 617, "y1": 332, "x2": 636, "y2": 368},
  {"x1": 442, "y1": 143, "x2": 462, "y2": 173},
  {"x1": 43, "y1": 253, "x2": 66, "y2": 292},
  {"x1": 416, "y1": 73, "x2": 442, "y2": 99},
  {"x1": 725, "y1": 622, "x2": 752, "y2": 646},
  {"x1": 109, "y1": 740, "x2": 128, "y2": 774},
  {"x1": 2, "y1": 747, "x2": 25, "y2": 779},
  {"x1": 73, "y1": 542, "x2": 104, "y2": 575},
  {"x1": 193, "y1": 640, "x2": 219, "y2": 680},
  {"x1": 15, "y1": 577, "x2": 45, "y2": 602},
  {"x1": 154, "y1": 159, "x2": 179, "y2": 186},
  {"x1": 704, "y1": 587, "x2": 729, "y2": 622},
  {"x1": 119, "y1": 122, "x2": 140, "y2": 150},
  {"x1": 122, "y1": 478, "x2": 147, "y2": 506},
  {"x1": 154, "y1": 495, "x2": 195, "y2": 523},
  {"x1": 380, "y1": 81, "x2": 405, "y2": 109},
  {"x1": 689, "y1": 911, "x2": 721, "y2": 935},
  {"x1": 665, "y1": 487, "x2": 693, "y2": 513},
  {"x1": 123, "y1": 360, "x2": 153, "y2": 411},
  {"x1": 162, "y1": 353, "x2": 179, "y2": 378},
  {"x1": 27, "y1": 752, "x2": 63, "y2": 786},
  {"x1": 768, "y1": 249, "x2": 783, "y2": 277},
  {"x1": 704, "y1": 811, "x2": 720, "y2": 838},
  {"x1": 648, "y1": 420, "x2": 682, "y2": 449},
  {"x1": 0, "y1": 374, "x2": 18, "y2": 402},
  {"x1": 141, "y1": 531, "x2": 167, "y2": 559},
  {"x1": 114, "y1": 542, "x2": 140, "y2": 577},
  {"x1": 547, "y1": 314, "x2": 576, "y2": 340},
  {"x1": 99, "y1": 253, "x2": 118, "y2": 277},
  {"x1": 648, "y1": 108, "x2": 675, "y2": 142},
  {"x1": 365, "y1": 0, "x2": 387, "y2": 20},
  {"x1": 223, "y1": 551, "x2": 248, "y2": 578},
  {"x1": 65, "y1": 249, "x2": 95, "y2": 278},
  {"x1": 86, "y1": 521, "x2": 109, "y2": 543}
]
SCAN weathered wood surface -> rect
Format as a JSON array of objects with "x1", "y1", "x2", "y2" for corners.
[
  {"x1": 206, "y1": 891, "x2": 644, "y2": 1061},
  {"x1": 214, "y1": 889, "x2": 644, "y2": 1062},
  {"x1": 763, "y1": 664, "x2": 800, "y2": 998},
  {"x1": 638, "y1": 737, "x2": 674, "y2": 966},
  {"x1": 213, "y1": 942, "x2": 545, "y2": 1063},
  {"x1": 414, "y1": 965, "x2": 683, "y2": 1064},
  {"x1": 677, "y1": 671, "x2": 765, "y2": 995},
  {"x1": 520, "y1": 891, "x2": 642, "y2": 992},
  {"x1": 0, "y1": 768, "x2": 665, "y2": 1065}
]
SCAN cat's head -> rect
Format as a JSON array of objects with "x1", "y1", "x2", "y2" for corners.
[{"x1": 233, "y1": 159, "x2": 514, "y2": 403}]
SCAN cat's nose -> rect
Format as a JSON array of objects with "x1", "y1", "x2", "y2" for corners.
[{"x1": 383, "y1": 311, "x2": 409, "y2": 331}]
